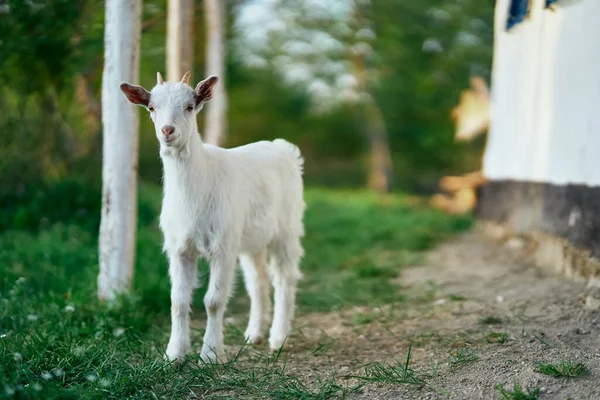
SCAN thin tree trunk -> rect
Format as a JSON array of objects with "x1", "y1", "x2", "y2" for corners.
[
  {"x1": 41, "y1": 87, "x2": 77, "y2": 160},
  {"x1": 365, "y1": 102, "x2": 393, "y2": 192},
  {"x1": 167, "y1": 0, "x2": 195, "y2": 81},
  {"x1": 351, "y1": 52, "x2": 394, "y2": 193},
  {"x1": 203, "y1": 0, "x2": 227, "y2": 146},
  {"x1": 75, "y1": 73, "x2": 101, "y2": 139},
  {"x1": 98, "y1": 0, "x2": 142, "y2": 301}
]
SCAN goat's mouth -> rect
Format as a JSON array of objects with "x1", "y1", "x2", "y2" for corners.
[{"x1": 163, "y1": 136, "x2": 177, "y2": 146}]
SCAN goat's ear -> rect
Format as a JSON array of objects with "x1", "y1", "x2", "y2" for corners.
[
  {"x1": 120, "y1": 83, "x2": 151, "y2": 107},
  {"x1": 193, "y1": 76, "x2": 218, "y2": 107}
]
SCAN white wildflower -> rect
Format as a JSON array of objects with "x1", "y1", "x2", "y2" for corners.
[
  {"x1": 27, "y1": 314, "x2": 38, "y2": 321},
  {"x1": 32, "y1": 383, "x2": 43, "y2": 391},
  {"x1": 3, "y1": 385, "x2": 15, "y2": 396},
  {"x1": 99, "y1": 378, "x2": 111, "y2": 388},
  {"x1": 86, "y1": 373, "x2": 98, "y2": 382},
  {"x1": 113, "y1": 327, "x2": 125, "y2": 337},
  {"x1": 13, "y1": 352, "x2": 22, "y2": 361},
  {"x1": 64, "y1": 305, "x2": 75, "y2": 312},
  {"x1": 72, "y1": 346, "x2": 85, "y2": 356},
  {"x1": 51, "y1": 367, "x2": 64, "y2": 377},
  {"x1": 41, "y1": 372, "x2": 53, "y2": 381}
]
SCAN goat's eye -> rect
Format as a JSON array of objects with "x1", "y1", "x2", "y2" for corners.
[
  {"x1": 186, "y1": 105, "x2": 194, "y2": 112},
  {"x1": 148, "y1": 106, "x2": 155, "y2": 112}
]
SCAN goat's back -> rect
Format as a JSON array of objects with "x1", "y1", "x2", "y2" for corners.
[{"x1": 206, "y1": 139, "x2": 305, "y2": 251}]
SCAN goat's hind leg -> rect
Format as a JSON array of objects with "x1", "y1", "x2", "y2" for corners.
[
  {"x1": 268, "y1": 237, "x2": 303, "y2": 352},
  {"x1": 165, "y1": 250, "x2": 198, "y2": 363},
  {"x1": 240, "y1": 251, "x2": 271, "y2": 345}
]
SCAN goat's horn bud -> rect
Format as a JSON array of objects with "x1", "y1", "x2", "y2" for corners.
[
  {"x1": 157, "y1": 72, "x2": 164, "y2": 85},
  {"x1": 181, "y1": 71, "x2": 191, "y2": 85}
]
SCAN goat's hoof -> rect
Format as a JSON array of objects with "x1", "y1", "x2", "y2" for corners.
[
  {"x1": 244, "y1": 331, "x2": 264, "y2": 345},
  {"x1": 164, "y1": 352, "x2": 185, "y2": 365},
  {"x1": 199, "y1": 347, "x2": 224, "y2": 365},
  {"x1": 165, "y1": 345, "x2": 187, "y2": 365},
  {"x1": 268, "y1": 336, "x2": 288, "y2": 353}
]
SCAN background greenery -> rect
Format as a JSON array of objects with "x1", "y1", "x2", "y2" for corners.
[{"x1": 0, "y1": 0, "x2": 493, "y2": 199}]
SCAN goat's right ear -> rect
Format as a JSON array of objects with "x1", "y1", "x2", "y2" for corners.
[
  {"x1": 193, "y1": 76, "x2": 218, "y2": 107},
  {"x1": 120, "y1": 83, "x2": 150, "y2": 107}
]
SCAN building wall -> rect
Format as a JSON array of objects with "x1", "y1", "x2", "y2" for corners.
[{"x1": 480, "y1": 0, "x2": 600, "y2": 257}]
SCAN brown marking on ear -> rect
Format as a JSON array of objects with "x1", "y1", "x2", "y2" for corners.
[
  {"x1": 193, "y1": 76, "x2": 218, "y2": 106},
  {"x1": 181, "y1": 71, "x2": 192, "y2": 85},
  {"x1": 120, "y1": 83, "x2": 150, "y2": 106},
  {"x1": 157, "y1": 72, "x2": 164, "y2": 85}
]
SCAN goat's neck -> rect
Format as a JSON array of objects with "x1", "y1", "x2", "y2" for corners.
[{"x1": 160, "y1": 124, "x2": 212, "y2": 200}]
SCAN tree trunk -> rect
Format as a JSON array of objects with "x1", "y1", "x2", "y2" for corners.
[
  {"x1": 203, "y1": 0, "x2": 227, "y2": 146},
  {"x1": 167, "y1": 0, "x2": 195, "y2": 81},
  {"x1": 351, "y1": 52, "x2": 394, "y2": 193},
  {"x1": 75, "y1": 73, "x2": 101, "y2": 142},
  {"x1": 41, "y1": 87, "x2": 77, "y2": 161},
  {"x1": 365, "y1": 102, "x2": 394, "y2": 192},
  {"x1": 98, "y1": 0, "x2": 142, "y2": 301}
]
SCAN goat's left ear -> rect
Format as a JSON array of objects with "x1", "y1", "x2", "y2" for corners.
[
  {"x1": 194, "y1": 76, "x2": 218, "y2": 107},
  {"x1": 120, "y1": 83, "x2": 151, "y2": 107}
]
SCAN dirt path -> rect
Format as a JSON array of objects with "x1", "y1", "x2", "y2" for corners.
[{"x1": 254, "y1": 230, "x2": 600, "y2": 399}]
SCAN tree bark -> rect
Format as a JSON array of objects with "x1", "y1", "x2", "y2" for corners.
[
  {"x1": 365, "y1": 102, "x2": 394, "y2": 192},
  {"x1": 203, "y1": 0, "x2": 227, "y2": 146},
  {"x1": 75, "y1": 74, "x2": 101, "y2": 139},
  {"x1": 98, "y1": 0, "x2": 142, "y2": 301},
  {"x1": 351, "y1": 52, "x2": 394, "y2": 193},
  {"x1": 167, "y1": 0, "x2": 195, "y2": 81}
]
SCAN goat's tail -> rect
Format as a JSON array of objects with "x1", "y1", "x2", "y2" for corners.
[{"x1": 273, "y1": 139, "x2": 304, "y2": 175}]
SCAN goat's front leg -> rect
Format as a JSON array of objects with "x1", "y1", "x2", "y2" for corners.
[
  {"x1": 200, "y1": 253, "x2": 235, "y2": 364},
  {"x1": 165, "y1": 251, "x2": 198, "y2": 363}
]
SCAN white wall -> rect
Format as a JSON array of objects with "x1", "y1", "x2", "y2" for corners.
[{"x1": 483, "y1": 0, "x2": 600, "y2": 186}]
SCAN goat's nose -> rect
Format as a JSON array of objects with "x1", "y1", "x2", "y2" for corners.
[{"x1": 161, "y1": 125, "x2": 175, "y2": 138}]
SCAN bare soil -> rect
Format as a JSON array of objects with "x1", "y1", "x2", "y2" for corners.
[{"x1": 232, "y1": 230, "x2": 600, "y2": 399}]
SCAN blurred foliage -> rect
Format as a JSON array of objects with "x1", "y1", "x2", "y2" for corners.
[{"x1": 0, "y1": 0, "x2": 493, "y2": 199}]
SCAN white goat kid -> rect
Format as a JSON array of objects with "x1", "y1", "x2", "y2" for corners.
[{"x1": 120, "y1": 72, "x2": 304, "y2": 364}]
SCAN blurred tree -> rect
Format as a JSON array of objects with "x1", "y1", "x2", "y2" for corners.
[
  {"x1": 0, "y1": 0, "x2": 97, "y2": 193},
  {"x1": 98, "y1": 0, "x2": 142, "y2": 301},
  {"x1": 234, "y1": 0, "x2": 395, "y2": 192},
  {"x1": 371, "y1": 0, "x2": 493, "y2": 191},
  {"x1": 233, "y1": 0, "x2": 493, "y2": 192},
  {"x1": 349, "y1": 1, "x2": 393, "y2": 192},
  {"x1": 167, "y1": 0, "x2": 195, "y2": 81},
  {"x1": 204, "y1": 0, "x2": 227, "y2": 145}
]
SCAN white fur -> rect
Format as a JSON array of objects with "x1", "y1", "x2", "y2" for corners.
[{"x1": 121, "y1": 75, "x2": 304, "y2": 364}]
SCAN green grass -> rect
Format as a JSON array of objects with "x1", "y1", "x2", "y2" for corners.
[
  {"x1": 356, "y1": 345, "x2": 432, "y2": 387},
  {"x1": 448, "y1": 294, "x2": 468, "y2": 302},
  {"x1": 0, "y1": 183, "x2": 472, "y2": 399},
  {"x1": 478, "y1": 316, "x2": 503, "y2": 325},
  {"x1": 486, "y1": 331, "x2": 508, "y2": 344},
  {"x1": 496, "y1": 381, "x2": 540, "y2": 400},
  {"x1": 535, "y1": 360, "x2": 589, "y2": 378},
  {"x1": 448, "y1": 346, "x2": 478, "y2": 370}
]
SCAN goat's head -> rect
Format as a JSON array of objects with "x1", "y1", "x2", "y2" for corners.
[{"x1": 120, "y1": 72, "x2": 218, "y2": 149}]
